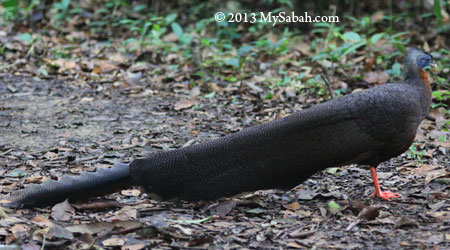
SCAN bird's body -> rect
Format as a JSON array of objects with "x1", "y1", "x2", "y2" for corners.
[
  {"x1": 7, "y1": 48, "x2": 435, "y2": 207},
  {"x1": 130, "y1": 81, "x2": 429, "y2": 200}
]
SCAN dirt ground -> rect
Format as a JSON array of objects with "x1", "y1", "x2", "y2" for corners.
[{"x1": 0, "y1": 72, "x2": 448, "y2": 249}]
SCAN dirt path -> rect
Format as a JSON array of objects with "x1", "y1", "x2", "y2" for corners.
[{"x1": 0, "y1": 74, "x2": 448, "y2": 249}]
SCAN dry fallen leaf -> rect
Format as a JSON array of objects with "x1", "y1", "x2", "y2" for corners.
[
  {"x1": 425, "y1": 169, "x2": 447, "y2": 185},
  {"x1": 296, "y1": 189, "x2": 317, "y2": 200},
  {"x1": 9, "y1": 224, "x2": 28, "y2": 238},
  {"x1": 43, "y1": 151, "x2": 58, "y2": 159},
  {"x1": 92, "y1": 59, "x2": 119, "y2": 73},
  {"x1": 47, "y1": 58, "x2": 78, "y2": 73},
  {"x1": 51, "y1": 199, "x2": 75, "y2": 222},
  {"x1": 370, "y1": 11, "x2": 384, "y2": 22},
  {"x1": 174, "y1": 99, "x2": 195, "y2": 111},
  {"x1": 30, "y1": 216, "x2": 54, "y2": 228},
  {"x1": 47, "y1": 225, "x2": 74, "y2": 240},
  {"x1": 103, "y1": 237, "x2": 125, "y2": 247},
  {"x1": 66, "y1": 221, "x2": 142, "y2": 235},
  {"x1": 346, "y1": 205, "x2": 382, "y2": 231},
  {"x1": 363, "y1": 71, "x2": 389, "y2": 84},
  {"x1": 163, "y1": 32, "x2": 178, "y2": 42},
  {"x1": 284, "y1": 201, "x2": 301, "y2": 211},
  {"x1": 357, "y1": 205, "x2": 382, "y2": 220},
  {"x1": 413, "y1": 164, "x2": 438, "y2": 176},
  {"x1": 24, "y1": 175, "x2": 47, "y2": 184},
  {"x1": 122, "y1": 243, "x2": 147, "y2": 250},
  {"x1": 106, "y1": 206, "x2": 138, "y2": 222},
  {"x1": 286, "y1": 242, "x2": 305, "y2": 248},
  {"x1": 208, "y1": 200, "x2": 237, "y2": 216},
  {"x1": 395, "y1": 217, "x2": 419, "y2": 228},
  {"x1": 91, "y1": 64, "x2": 102, "y2": 74},
  {"x1": 121, "y1": 189, "x2": 141, "y2": 197}
]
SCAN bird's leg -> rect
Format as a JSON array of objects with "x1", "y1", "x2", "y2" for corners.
[{"x1": 370, "y1": 166, "x2": 400, "y2": 200}]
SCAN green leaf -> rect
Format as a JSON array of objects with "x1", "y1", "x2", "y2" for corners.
[
  {"x1": 238, "y1": 45, "x2": 253, "y2": 56},
  {"x1": 390, "y1": 31, "x2": 409, "y2": 39},
  {"x1": 328, "y1": 201, "x2": 340, "y2": 212},
  {"x1": 342, "y1": 32, "x2": 361, "y2": 42},
  {"x1": 392, "y1": 63, "x2": 401, "y2": 75},
  {"x1": 396, "y1": 43, "x2": 406, "y2": 55},
  {"x1": 434, "y1": 0, "x2": 443, "y2": 27},
  {"x1": 370, "y1": 33, "x2": 384, "y2": 44},
  {"x1": 246, "y1": 208, "x2": 265, "y2": 214},
  {"x1": 437, "y1": 135, "x2": 446, "y2": 142},
  {"x1": 326, "y1": 167, "x2": 339, "y2": 175},
  {"x1": 341, "y1": 41, "x2": 366, "y2": 57},
  {"x1": 165, "y1": 13, "x2": 178, "y2": 24},
  {"x1": 62, "y1": 0, "x2": 70, "y2": 10},
  {"x1": 133, "y1": 4, "x2": 147, "y2": 13},
  {"x1": 432, "y1": 91, "x2": 443, "y2": 101},
  {"x1": 171, "y1": 22, "x2": 184, "y2": 39},
  {"x1": 17, "y1": 33, "x2": 32, "y2": 43},
  {"x1": 118, "y1": 19, "x2": 135, "y2": 25},
  {"x1": 6, "y1": 169, "x2": 27, "y2": 177},
  {"x1": 204, "y1": 91, "x2": 216, "y2": 98},
  {"x1": 201, "y1": 39, "x2": 210, "y2": 47},
  {"x1": 311, "y1": 52, "x2": 327, "y2": 61},
  {"x1": 3, "y1": 0, "x2": 18, "y2": 8},
  {"x1": 225, "y1": 57, "x2": 239, "y2": 68}
]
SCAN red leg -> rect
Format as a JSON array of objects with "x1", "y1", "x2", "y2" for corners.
[{"x1": 370, "y1": 166, "x2": 400, "y2": 201}]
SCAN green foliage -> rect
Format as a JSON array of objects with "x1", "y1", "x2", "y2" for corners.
[
  {"x1": 17, "y1": 33, "x2": 32, "y2": 43},
  {"x1": 433, "y1": 0, "x2": 443, "y2": 27},
  {"x1": 50, "y1": 0, "x2": 83, "y2": 25},
  {"x1": 432, "y1": 90, "x2": 450, "y2": 109},
  {"x1": 171, "y1": 22, "x2": 191, "y2": 45},
  {"x1": 328, "y1": 200, "x2": 341, "y2": 213},
  {"x1": 311, "y1": 13, "x2": 410, "y2": 72},
  {"x1": 1, "y1": 0, "x2": 448, "y2": 109},
  {"x1": 255, "y1": 37, "x2": 289, "y2": 56},
  {"x1": 407, "y1": 143, "x2": 426, "y2": 162},
  {"x1": 1, "y1": 0, "x2": 19, "y2": 22},
  {"x1": 49, "y1": 45, "x2": 75, "y2": 59},
  {"x1": 116, "y1": 14, "x2": 181, "y2": 52},
  {"x1": 385, "y1": 62, "x2": 402, "y2": 78}
]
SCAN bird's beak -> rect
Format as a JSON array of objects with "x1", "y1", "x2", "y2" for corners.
[{"x1": 430, "y1": 62, "x2": 439, "y2": 73}]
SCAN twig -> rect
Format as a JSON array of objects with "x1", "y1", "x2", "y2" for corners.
[
  {"x1": 320, "y1": 73, "x2": 334, "y2": 99},
  {"x1": 323, "y1": 5, "x2": 337, "y2": 51},
  {"x1": 346, "y1": 218, "x2": 361, "y2": 231},
  {"x1": 425, "y1": 115, "x2": 436, "y2": 122},
  {"x1": 0, "y1": 148, "x2": 13, "y2": 157}
]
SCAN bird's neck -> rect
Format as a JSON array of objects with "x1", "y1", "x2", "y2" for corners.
[
  {"x1": 418, "y1": 69, "x2": 432, "y2": 101},
  {"x1": 406, "y1": 69, "x2": 432, "y2": 117},
  {"x1": 405, "y1": 69, "x2": 432, "y2": 96},
  {"x1": 418, "y1": 69, "x2": 431, "y2": 91}
]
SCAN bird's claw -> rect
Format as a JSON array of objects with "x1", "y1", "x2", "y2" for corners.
[{"x1": 371, "y1": 191, "x2": 400, "y2": 201}]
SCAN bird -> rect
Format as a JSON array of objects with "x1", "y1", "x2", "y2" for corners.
[{"x1": 6, "y1": 48, "x2": 435, "y2": 208}]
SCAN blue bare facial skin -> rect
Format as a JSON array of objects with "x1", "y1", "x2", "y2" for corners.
[{"x1": 416, "y1": 54, "x2": 434, "y2": 69}]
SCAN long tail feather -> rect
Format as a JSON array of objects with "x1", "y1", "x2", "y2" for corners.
[{"x1": 7, "y1": 163, "x2": 133, "y2": 208}]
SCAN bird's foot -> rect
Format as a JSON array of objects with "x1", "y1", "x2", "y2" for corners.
[{"x1": 371, "y1": 190, "x2": 400, "y2": 201}]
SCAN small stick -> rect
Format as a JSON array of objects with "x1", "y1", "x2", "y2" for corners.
[
  {"x1": 425, "y1": 115, "x2": 436, "y2": 122},
  {"x1": 320, "y1": 73, "x2": 334, "y2": 100}
]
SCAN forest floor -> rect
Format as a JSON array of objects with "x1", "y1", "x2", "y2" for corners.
[
  {"x1": 0, "y1": 2, "x2": 449, "y2": 248},
  {"x1": 0, "y1": 72, "x2": 448, "y2": 249}
]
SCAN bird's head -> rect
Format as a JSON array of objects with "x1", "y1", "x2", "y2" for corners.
[{"x1": 406, "y1": 47, "x2": 437, "y2": 70}]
